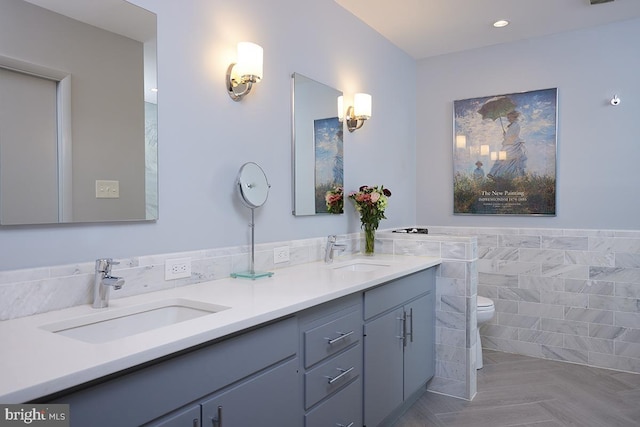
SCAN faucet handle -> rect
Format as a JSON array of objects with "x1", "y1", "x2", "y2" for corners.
[
  {"x1": 95, "y1": 258, "x2": 119, "y2": 274},
  {"x1": 327, "y1": 235, "x2": 337, "y2": 243}
]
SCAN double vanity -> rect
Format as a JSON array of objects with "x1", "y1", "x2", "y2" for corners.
[{"x1": 0, "y1": 254, "x2": 440, "y2": 426}]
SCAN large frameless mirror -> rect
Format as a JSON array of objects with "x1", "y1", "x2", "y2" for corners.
[
  {"x1": 0, "y1": 0, "x2": 157, "y2": 225},
  {"x1": 291, "y1": 72, "x2": 343, "y2": 216}
]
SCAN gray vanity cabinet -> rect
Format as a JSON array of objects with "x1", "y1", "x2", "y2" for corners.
[
  {"x1": 363, "y1": 268, "x2": 436, "y2": 427},
  {"x1": 38, "y1": 266, "x2": 437, "y2": 427}
]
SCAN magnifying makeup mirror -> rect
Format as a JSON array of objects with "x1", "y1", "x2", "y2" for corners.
[{"x1": 231, "y1": 162, "x2": 274, "y2": 279}]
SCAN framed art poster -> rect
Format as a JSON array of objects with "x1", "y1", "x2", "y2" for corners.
[{"x1": 453, "y1": 88, "x2": 557, "y2": 215}]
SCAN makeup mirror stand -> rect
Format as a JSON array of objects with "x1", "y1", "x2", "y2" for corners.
[{"x1": 231, "y1": 162, "x2": 274, "y2": 280}]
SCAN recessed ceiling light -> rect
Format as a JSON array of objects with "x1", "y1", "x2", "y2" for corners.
[{"x1": 493, "y1": 20, "x2": 509, "y2": 28}]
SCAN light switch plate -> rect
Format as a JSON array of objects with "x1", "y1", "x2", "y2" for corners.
[{"x1": 96, "y1": 180, "x2": 120, "y2": 198}]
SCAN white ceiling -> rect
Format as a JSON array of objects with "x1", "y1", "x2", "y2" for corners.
[{"x1": 335, "y1": 0, "x2": 640, "y2": 59}]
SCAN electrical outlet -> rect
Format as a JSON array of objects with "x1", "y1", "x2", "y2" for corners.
[
  {"x1": 273, "y1": 246, "x2": 290, "y2": 264},
  {"x1": 165, "y1": 257, "x2": 191, "y2": 280}
]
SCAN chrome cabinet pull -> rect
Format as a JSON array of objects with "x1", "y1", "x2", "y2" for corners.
[
  {"x1": 193, "y1": 418, "x2": 199, "y2": 427},
  {"x1": 407, "y1": 308, "x2": 414, "y2": 343},
  {"x1": 397, "y1": 314, "x2": 407, "y2": 346},
  {"x1": 326, "y1": 330, "x2": 354, "y2": 345},
  {"x1": 325, "y1": 366, "x2": 355, "y2": 384},
  {"x1": 211, "y1": 405, "x2": 223, "y2": 427},
  {"x1": 336, "y1": 423, "x2": 355, "y2": 427}
]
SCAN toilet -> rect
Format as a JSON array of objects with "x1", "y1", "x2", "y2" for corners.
[{"x1": 476, "y1": 295, "x2": 495, "y2": 369}]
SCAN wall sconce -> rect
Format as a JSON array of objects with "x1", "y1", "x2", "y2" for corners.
[
  {"x1": 338, "y1": 93, "x2": 372, "y2": 132},
  {"x1": 455, "y1": 135, "x2": 467, "y2": 149},
  {"x1": 226, "y1": 42, "x2": 263, "y2": 101}
]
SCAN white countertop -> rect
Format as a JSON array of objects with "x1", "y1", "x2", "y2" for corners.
[{"x1": 0, "y1": 254, "x2": 440, "y2": 403}]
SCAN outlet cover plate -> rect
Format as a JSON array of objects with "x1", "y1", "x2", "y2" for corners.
[
  {"x1": 165, "y1": 257, "x2": 191, "y2": 280},
  {"x1": 273, "y1": 246, "x2": 290, "y2": 264}
]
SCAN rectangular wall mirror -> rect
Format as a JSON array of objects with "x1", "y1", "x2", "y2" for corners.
[
  {"x1": 0, "y1": 0, "x2": 157, "y2": 225},
  {"x1": 291, "y1": 72, "x2": 343, "y2": 216}
]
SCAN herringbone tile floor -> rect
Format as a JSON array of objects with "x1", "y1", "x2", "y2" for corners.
[{"x1": 393, "y1": 350, "x2": 640, "y2": 427}]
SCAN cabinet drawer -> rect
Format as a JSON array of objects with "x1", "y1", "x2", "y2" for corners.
[
  {"x1": 305, "y1": 377, "x2": 362, "y2": 427},
  {"x1": 304, "y1": 309, "x2": 361, "y2": 368},
  {"x1": 305, "y1": 343, "x2": 361, "y2": 409},
  {"x1": 364, "y1": 268, "x2": 435, "y2": 319}
]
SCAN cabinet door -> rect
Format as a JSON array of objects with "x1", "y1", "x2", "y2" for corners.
[
  {"x1": 403, "y1": 292, "x2": 435, "y2": 397},
  {"x1": 363, "y1": 308, "x2": 404, "y2": 427},
  {"x1": 144, "y1": 405, "x2": 200, "y2": 427},
  {"x1": 201, "y1": 358, "x2": 300, "y2": 427}
]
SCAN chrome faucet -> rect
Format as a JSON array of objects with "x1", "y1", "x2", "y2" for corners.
[
  {"x1": 325, "y1": 235, "x2": 346, "y2": 263},
  {"x1": 93, "y1": 258, "x2": 125, "y2": 308}
]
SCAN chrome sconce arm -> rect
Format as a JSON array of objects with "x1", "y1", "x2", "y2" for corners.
[
  {"x1": 345, "y1": 105, "x2": 366, "y2": 132},
  {"x1": 226, "y1": 64, "x2": 260, "y2": 101}
]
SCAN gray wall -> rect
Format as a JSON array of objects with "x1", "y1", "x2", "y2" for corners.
[
  {"x1": 0, "y1": 0, "x2": 417, "y2": 270},
  {"x1": 416, "y1": 18, "x2": 640, "y2": 230}
]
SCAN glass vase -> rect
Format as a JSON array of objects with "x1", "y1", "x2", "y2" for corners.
[{"x1": 363, "y1": 223, "x2": 376, "y2": 255}]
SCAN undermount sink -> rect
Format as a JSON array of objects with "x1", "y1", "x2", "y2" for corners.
[
  {"x1": 41, "y1": 298, "x2": 230, "y2": 344},
  {"x1": 330, "y1": 259, "x2": 392, "y2": 272}
]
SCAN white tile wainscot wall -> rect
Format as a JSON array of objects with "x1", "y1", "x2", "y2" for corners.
[
  {"x1": 377, "y1": 230, "x2": 478, "y2": 401},
  {"x1": 419, "y1": 226, "x2": 640, "y2": 376}
]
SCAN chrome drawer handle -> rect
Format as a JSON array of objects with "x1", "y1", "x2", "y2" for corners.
[
  {"x1": 325, "y1": 366, "x2": 355, "y2": 384},
  {"x1": 336, "y1": 423, "x2": 355, "y2": 427},
  {"x1": 326, "y1": 330, "x2": 354, "y2": 345}
]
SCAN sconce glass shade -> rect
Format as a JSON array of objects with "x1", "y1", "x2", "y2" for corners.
[
  {"x1": 455, "y1": 135, "x2": 467, "y2": 149},
  {"x1": 227, "y1": 42, "x2": 263, "y2": 101},
  {"x1": 235, "y1": 42, "x2": 263, "y2": 81},
  {"x1": 337, "y1": 96, "x2": 345, "y2": 121},
  {"x1": 353, "y1": 93, "x2": 372, "y2": 119},
  {"x1": 344, "y1": 92, "x2": 371, "y2": 132}
]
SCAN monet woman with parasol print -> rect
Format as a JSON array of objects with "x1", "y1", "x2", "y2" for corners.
[{"x1": 453, "y1": 88, "x2": 557, "y2": 215}]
